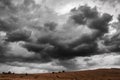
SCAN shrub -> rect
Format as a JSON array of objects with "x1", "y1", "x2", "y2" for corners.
[
  {"x1": 58, "y1": 71, "x2": 61, "y2": 73},
  {"x1": 25, "y1": 73, "x2": 28, "y2": 76},
  {"x1": 8, "y1": 71, "x2": 11, "y2": 74},
  {"x1": 62, "y1": 70, "x2": 65, "y2": 73},
  {"x1": 2, "y1": 72, "x2": 5, "y2": 74},
  {"x1": 52, "y1": 72, "x2": 55, "y2": 74}
]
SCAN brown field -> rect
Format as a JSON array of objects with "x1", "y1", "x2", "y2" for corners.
[{"x1": 0, "y1": 68, "x2": 120, "y2": 80}]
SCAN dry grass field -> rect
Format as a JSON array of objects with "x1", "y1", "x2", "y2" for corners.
[{"x1": 0, "y1": 68, "x2": 120, "y2": 80}]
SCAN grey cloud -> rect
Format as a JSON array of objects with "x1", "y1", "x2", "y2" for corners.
[
  {"x1": 103, "y1": 21, "x2": 120, "y2": 53},
  {"x1": 118, "y1": 14, "x2": 120, "y2": 22},
  {"x1": 88, "y1": 13, "x2": 112, "y2": 33},
  {"x1": 99, "y1": 0, "x2": 120, "y2": 3},
  {"x1": 22, "y1": 43, "x2": 46, "y2": 53},
  {"x1": 1, "y1": 53, "x2": 120, "y2": 73},
  {"x1": 71, "y1": 6, "x2": 98, "y2": 25},
  {"x1": 3, "y1": 61, "x2": 66, "y2": 73},
  {"x1": 0, "y1": 35, "x2": 10, "y2": 56},
  {"x1": 44, "y1": 22, "x2": 57, "y2": 31},
  {"x1": 55, "y1": 59, "x2": 78, "y2": 70},
  {"x1": 0, "y1": 0, "x2": 59, "y2": 64},
  {"x1": 71, "y1": 6, "x2": 112, "y2": 34},
  {"x1": 6, "y1": 29, "x2": 31, "y2": 42},
  {"x1": 0, "y1": 19, "x2": 18, "y2": 32},
  {"x1": 0, "y1": 0, "x2": 12, "y2": 8},
  {"x1": 0, "y1": 0, "x2": 119, "y2": 73},
  {"x1": 21, "y1": 5, "x2": 112, "y2": 61},
  {"x1": 23, "y1": 0, "x2": 35, "y2": 6}
]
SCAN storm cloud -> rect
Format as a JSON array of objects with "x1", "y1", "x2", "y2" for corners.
[
  {"x1": 0, "y1": 0, "x2": 120, "y2": 73},
  {"x1": 21, "y1": 5, "x2": 112, "y2": 61},
  {"x1": 6, "y1": 29, "x2": 31, "y2": 42}
]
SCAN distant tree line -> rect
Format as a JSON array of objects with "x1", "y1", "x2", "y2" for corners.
[
  {"x1": 52, "y1": 70, "x2": 66, "y2": 74},
  {"x1": 2, "y1": 71, "x2": 15, "y2": 74},
  {"x1": 2, "y1": 70, "x2": 66, "y2": 75}
]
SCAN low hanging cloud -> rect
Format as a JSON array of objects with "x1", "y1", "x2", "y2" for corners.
[{"x1": 1, "y1": 53, "x2": 120, "y2": 73}]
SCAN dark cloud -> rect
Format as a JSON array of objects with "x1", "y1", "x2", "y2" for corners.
[
  {"x1": 71, "y1": 13, "x2": 86, "y2": 25},
  {"x1": 71, "y1": 6, "x2": 112, "y2": 34},
  {"x1": 102, "y1": 20, "x2": 120, "y2": 53},
  {"x1": 21, "y1": 0, "x2": 37, "y2": 12},
  {"x1": 22, "y1": 43, "x2": 46, "y2": 53},
  {"x1": 0, "y1": 0, "x2": 60, "y2": 63},
  {"x1": 68, "y1": 6, "x2": 112, "y2": 54},
  {"x1": 0, "y1": 37, "x2": 10, "y2": 63},
  {"x1": 44, "y1": 22, "x2": 57, "y2": 31},
  {"x1": 21, "y1": 5, "x2": 112, "y2": 61},
  {"x1": 99, "y1": 0, "x2": 120, "y2": 3},
  {"x1": 22, "y1": 35, "x2": 97, "y2": 60},
  {"x1": 55, "y1": 59, "x2": 77, "y2": 70},
  {"x1": 0, "y1": 42, "x2": 8, "y2": 54},
  {"x1": 0, "y1": 0, "x2": 12, "y2": 8},
  {"x1": 37, "y1": 35, "x2": 60, "y2": 46},
  {"x1": 104, "y1": 34, "x2": 120, "y2": 52},
  {"x1": 0, "y1": 0, "x2": 18, "y2": 12},
  {"x1": 0, "y1": 19, "x2": 18, "y2": 32},
  {"x1": 118, "y1": 14, "x2": 120, "y2": 22},
  {"x1": 71, "y1": 6, "x2": 98, "y2": 25},
  {"x1": 88, "y1": 13, "x2": 112, "y2": 33},
  {"x1": 6, "y1": 29, "x2": 31, "y2": 42},
  {"x1": 0, "y1": 0, "x2": 115, "y2": 72},
  {"x1": 0, "y1": 0, "x2": 36, "y2": 11},
  {"x1": 23, "y1": 0, "x2": 35, "y2": 6}
]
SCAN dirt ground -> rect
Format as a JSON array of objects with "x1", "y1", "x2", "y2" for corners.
[{"x1": 0, "y1": 68, "x2": 120, "y2": 80}]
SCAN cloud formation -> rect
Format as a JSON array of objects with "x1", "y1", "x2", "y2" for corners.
[
  {"x1": 20, "y1": 5, "x2": 112, "y2": 62},
  {"x1": 6, "y1": 29, "x2": 31, "y2": 42},
  {"x1": 0, "y1": 0, "x2": 120, "y2": 73}
]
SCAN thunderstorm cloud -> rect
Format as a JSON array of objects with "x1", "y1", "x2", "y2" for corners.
[{"x1": 0, "y1": 0, "x2": 120, "y2": 73}]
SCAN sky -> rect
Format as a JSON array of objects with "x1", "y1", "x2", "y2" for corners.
[{"x1": 0, "y1": 0, "x2": 120, "y2": 73}]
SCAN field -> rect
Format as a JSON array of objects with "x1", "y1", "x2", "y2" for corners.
[{"x1": 0, "y1": 68, "x2": 120, "y2": 80}]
